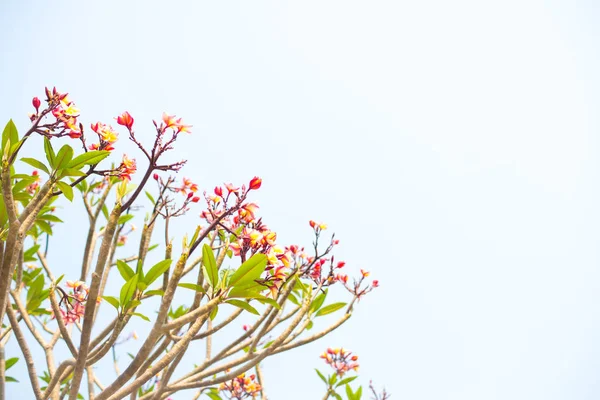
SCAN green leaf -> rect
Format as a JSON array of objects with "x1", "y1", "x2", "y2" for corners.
[
  {"x1": 145, "y1": 191, "x2": 155, "y2": 204},
  {"x1": 288, "y1": 292, "x2": 300, "y2": 306},
  {"x1": 355, "y1": 386, "x2": 363, "y2": 399},
  {"x1": 131, "y1": 312, "x2": 150, "y2": 322},
  {"x1": 227, "y1": 281, "x2": 265, "y2": 299},
  {"x1": 202, "y1": 244, "x2": 219, "y2": 288},
  {"x1": 5, "y1": 357, "x2": 18, "y2": 370},
  {"x1": 116, "y1": 260, "x2": 135, "y2": 281},
  {"x1": 101, "y1": 204, "x2": 109, "y2": 220},
  {"x1": 143, "y1": 259, "x2": 172, "y2": 286},
  {"x1": 67, "y1": 150, "x2": 110, "y2": 169},
  {"x1": 56, "y1": 181, "x2": 74, "y2": 202},
  {"x1": 54, "y1": 144, "x2": 74, "y2": 171},
  {"x1": 329, "y1": 373, "x2": 338, "y2": 385},
  {"x1": 315, "y1": 302, "x2": 346, "y2": 317},
  {"x1": 206, "y1": 392, "x2": 222, "y2": 400},
  {"x1": 178, "y1": 283, "x2": 206, "y2": 293},
  {"x1": 226, "y1": 299, "x2": 259, "y2": 315},
  {"x1": 20, "y1": 158, "x2": 49, "y2": 174},
  {"x1": 209, "y1": 305, "x2": 218, "y2": 320},
  {"x1": 345, "y1": 385, "x2": 355, "y2": 400},
  {"x1": 43, "y1": 138, "x2": 55, "y2": 168},
  {"x1": 120, "y1": 274, "x2": 139, "y2": 308},
  {"x1": 59, "y1": 168, "x2": 86, "y2": 177},
  {"x1": 27, "y1": 274, "x2": 44, "y2": 302},
  {"x1": 315, "y1": 369, "x2": 327, "y2": 384},
  {"x1": 228, "y1": 253, "x2": 267, "y2": 288},
  {"x1": 332, "y1": 392, "x2": 343, "y2": 400},
  {"x1": 144, "y1": 289, "x2": 164, "y2": 297},
  {"x1": 102, "y1": 296, "x2": 120, "y2": 310},
  {"x1": 5, "y1": 376, "x2": 18, "y2": 383},
  {"x1": 2, "y1": 119, "x2": 18, "y2": 152},
  {"x1": 254, "y1": 295, "x2": 281, "y2": 310},
  {"x1": 36, "y1": 220, "x2": 53, "y2": 235},
  {"x1": 310, "y1": 290, "x2": 328, "y2": 314},
  {"x1": 335, "y1": 376, "x2": 357, "y2": 388},
  {"x1": 38, "y1": 214, "x2": 63, "y2": 223},
  {"x1": 118, "y1": 214, "x2": 134, "y2": 225},
  {"x1": 55, "y1": 274, "x2": 65, "y2": 286}
]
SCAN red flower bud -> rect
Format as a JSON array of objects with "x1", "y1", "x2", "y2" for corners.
[
  {"x1": 32, "y1": 97, "x2": 41, "y2": 110},
  {"x1": 187, "y1": 192, "x2": 194, "y2": 199},
  {"x1": 372, "y1": 280, "x2": 379, "y2": 288},
  {"x1": 153, "y1": 173, "x2": 159, "y2": 180},
  {"x1": 336, "y1": 261, "x2": 346, "y2": 269},
  {"x1": 249, "y1": 176, "x2": 262, "y2": 190},
  {"x1": 191, "y1": 196, "x2": 200, "y2": 203},
  {"x1": 214, "y1": 186, "x2": 223, "y2": 197}
]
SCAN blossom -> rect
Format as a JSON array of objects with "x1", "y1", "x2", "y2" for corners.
[
  {"x1": 32, "y1": 97, "x2": 40, "y2": 110},
  {"x1": 162, "y1": 112, "x2": 192, "y2": 134},
  {"x1": 91, "y1": 122, "x2": 119, "y2": 151},
  {"x1": 219, "y1": 373, "x2": 261, "y2": 399},
  {"x1": 118, "y1": 154, "x2": 137, "y2": 181},
  {"x1": 320, "y1": 348, "x2": 359, "y2": 376},
  {"x1": 116, "y1": 111, "x2": 134, "y2": 130},
  {"x1": 309, "y1": 220, "x2": 328, "y2": 231},
  {"x1": 360, "y1": 269, "x2": 370, "y2": 278}
]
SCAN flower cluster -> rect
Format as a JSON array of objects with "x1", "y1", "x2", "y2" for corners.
[
  {"x1": 90, "y1": 122, "x2": 119, "y2": 151},
  {"x1": 320, "y1": 348, "x2": 359, "y2": 377},
  {"x1": 54, "y1": 280, "x2": 90, "y2": 324},
  {"x1": 219, "y1": 373, "x2": 261, "y2": 399},
  {"x1": 26, "y1": 170, "x2": 41, "y2": 194},
  {"x1": 116, "y1": 154, "x2": 137, "y2": 181}
]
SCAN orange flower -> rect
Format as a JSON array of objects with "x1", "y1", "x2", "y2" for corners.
[{"x1": 116, "y1": 111, "x2": 134, "y2": 130}]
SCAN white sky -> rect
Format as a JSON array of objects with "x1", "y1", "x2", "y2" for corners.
[{"x1": 1, "y1": 1, "x2": 600, "y2": 399}]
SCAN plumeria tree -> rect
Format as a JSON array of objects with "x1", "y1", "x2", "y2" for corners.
[{"x1": 0, "y1": 88, "x2": 385, "y2": 400}]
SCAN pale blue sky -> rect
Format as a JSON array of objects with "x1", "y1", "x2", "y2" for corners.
[{"x1": 2, "y1": 1, "x2": 600, "y2": 399}]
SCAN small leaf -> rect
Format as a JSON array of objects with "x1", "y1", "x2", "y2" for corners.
[
  {"x1": 145, "y1": 191, "x2": 155, "y2": 204},
  {"x1": 130, "y1": 312, "x2": 150, "y2": 322},
  {"x1": 144, "y1": 289, "x2": 165, "y2": 297},
  {"x1": 229, "y1": 253, "x2": 267, "y2": 288},
  {"x1": 177, "y1": 283, "x2": 206, "y2": 293},
  {"x1": 209, "y1": 305, "x2": 218, "y2": 320},
  {"x1": 335, "y1": 376, "x2": 357, "y2": 388},
  {"x1": 202, "y1": 244, "x2": 219, "y2": 288},
  {"x1": 54, "y1": 144, "x2": 74, "y2": 171},
  {"x1": 59, "y1": 168, "x2": 86, "y2": 177},
  {"x1": 315, "y1": 368, "x2": 327, "y2": 384},
  {"x1": 56, "y1": 181, "x2": 74, "y2": 201},
  {"x1": 310, "y1": 289, "x2": 328, "y2": 314},
  {"x1": 118, "y1": 214, "x2": 134, "y2": 225},
  {"x1": 206, "y1": 392, "x2": 222, "y2": 400},
  {"x1": 5, "y1": 376, "x2": 18, "y2": 383},
  {"x1": 38, "y1": 214, "x2": 63, "y2": 223},
  {"x1": 345, "y1": 385, "x2": 354, "y2": 400},
  {"x1": 120, "y1": 274, "x2": 139, "y2": 308},
  {"x1": 43, "y1": 137, "x2": 55, "y2": 168},
  {"x1": 116, "y1": 260, "x2": 135, "y2": 281},
  {"x1": 102, "y1": 296, "x2": 120, "y2": 310},
  {"x1": 315, "y1": 302, "x2": 346, "y2": 317},
  {"x1": 36, "y1": 220, "x2": 53, "y2": 235},
  {"x1": 143, "y1": 259, "x2": 172, "y2": 286},
  {"x1": 54, "y1": 274, "x2": 65, "y2": 286},
  {"x1": 2, "y1": 119, "x2": 18, "y2": 152},
  {"x1": 254, "y1": 295, "x2": 281, "y2": 310},
  {"x1": 5, "y1": 357, "x2": 18, "y2": 370},
  {"x1": 20, "y1": 158, "x2": 49, "y2": 174},
  {"x1": 67, "y1": 150, "x2": 110, "y2": 169},
  {"x1": 226, "y1": 299, "x2": 259, "y2": 315}
]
